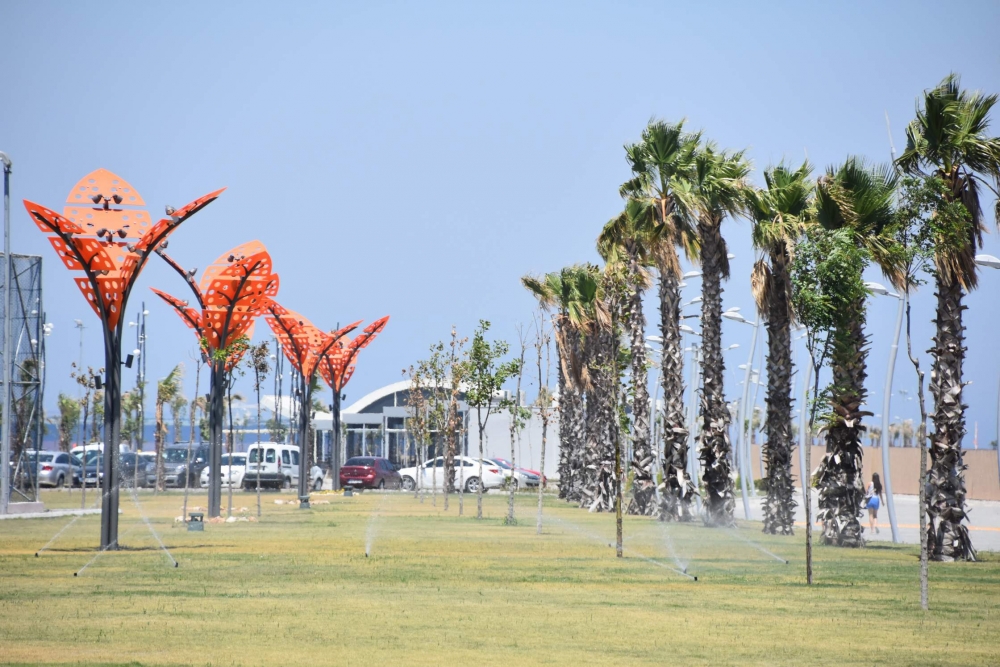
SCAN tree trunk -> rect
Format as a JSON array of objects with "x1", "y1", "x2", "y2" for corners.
[
  {"x1": 817, "y1": 312, "x2": 867, "y2": 547},
  {"x1": 154, "y1": 401, "x2": 165, "y2": 492},
  {"x1": 927, "y1": 275, "x2": 976, "y2": 561},
  {"x1": 762, "y1": 247, "x2": 796, "y2": 535},
  {"x1": 698, "y1": 216, "x2": 735, "y2": 526},
  {"x1": 581, "y1": 332, "x2": 603, "y2": 509},
  {"x1": 586, "y1": 327, "x2": 616, "y2": 513},
  {"x1": 657, "y1": 268, "x2": 693, "y2": 521},
  {"x1": 625, "y1": 250, "x2": 655, "y2": 516},
  {"x1": 555, "y1": 319, "x2": 573, "y2": 501}
]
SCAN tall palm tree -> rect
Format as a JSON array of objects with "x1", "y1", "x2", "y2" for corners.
[
  {"x1": 813, "y1": 157, "x2": 901, "y2": 547},
  {"x1": 598, "y1": 198, "x2": 660, "y2": 515},
  {"x1": 154, "y1": 365, "x2": 182, "y2": 492},
  {"x1": 678, "y1": 143, "x2": 751, "y2": 526},
  {"x1": 588, "y1": 266, "x2": 621, "y2": 514},
  {"x1": 521, "y1": 266, "x2": 598, "y2": 503},
  {"x1": 171, "y1": 393, "x2": 188, "y2": 444},
  {"x1": 896, "y1": 74, "x2": 1000, "y2": 562},
  {"x1": 745, "y1": 162, "x2": 813, "y2": 535},
  {"x1": 621, "y1": 119, "x2": 701, "y2": 521}
]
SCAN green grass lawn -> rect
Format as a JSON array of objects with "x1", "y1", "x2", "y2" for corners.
[{"x1": 1, "y1": 488, "x2": 998, "y2": 666}]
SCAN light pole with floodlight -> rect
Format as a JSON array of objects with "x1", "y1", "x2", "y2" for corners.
[
  {"x1": 724, "y1": 308, "x2": 758, "y2": 519},
  {"x1": 866, "y1": 280, "x2": 902, "y2": 543}
]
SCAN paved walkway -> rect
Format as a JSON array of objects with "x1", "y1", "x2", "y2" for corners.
[
  {"x1": 0, "y1": 508, "x2": 102, "y2": 521},
  {"x1": 740, "y1": 492, "x2": 1000, "y2": 552}
]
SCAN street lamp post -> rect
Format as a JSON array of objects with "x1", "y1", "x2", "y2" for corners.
[
  {"x1": 975, "y1": 254, "x2": 1000, "y2": 488},
  {"x1": 724, "y1": 308, "x2": 757, "y2": 519},
  {"x1": 867, "y1": 281, "x2": 902, "y2": 543},
  {"x1": 0, "y1": 151, "x2": 11, "y2": 516}
]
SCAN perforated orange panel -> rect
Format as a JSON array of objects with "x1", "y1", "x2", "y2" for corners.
[{"x1": 65, "y1": 169, "x2": 146, "y2": 207}]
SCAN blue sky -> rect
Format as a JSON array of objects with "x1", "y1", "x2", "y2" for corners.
[{"x1": 2, "y1": 1, "x2": 999, "y2": 446}]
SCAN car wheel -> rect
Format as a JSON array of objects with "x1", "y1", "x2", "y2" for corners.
[
  {"x1": 401, "y1": 476, "x2": 415, "y2": 492},
  {"x1": 282, "y1": 476, "x2": 291, "y2": 490},
  {"x1": 313, "y1": 477, "x2": 323, "y2": 491},
  {"x1": 465, "y1": 476, "x2": 480, "y2": 493},
  {"x1": 56, "y1": 474, "x2": 65, "y2": 489},
  {"x1": 378, "y1": 479, "x2": 385, "y2": 490}
]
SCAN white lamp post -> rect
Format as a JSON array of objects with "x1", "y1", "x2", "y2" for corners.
[
  {"x1": 724, "y1": 309, "x2": 758, "y2": 519},
  {"x1": 975, "y1": 255, "x2": 1000, "y2": 489},
  {"x1": 866, "y1": 280, "x2": 902, "y2": 543}
]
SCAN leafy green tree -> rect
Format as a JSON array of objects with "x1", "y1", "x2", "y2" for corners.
[
  {"x1": 55, "y1": 393, "x2": 81, "y2": 452},
  {"x1": 895, "y1": 74, "x2": 1000, "y2": 562},
  {"x1": 807, "y1": 157, "x2": 900, "y2": 547},
  {"x1": 154, "y1": 365, "x2": 183, "y2": 491},
  {"x1": 462, "y1": 320, "x2": 521, "y2": 520},
  {"x1": 744, "y1": 161, "x2": 813, "y2": 535}
]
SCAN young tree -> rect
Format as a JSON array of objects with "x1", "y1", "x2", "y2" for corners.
[
  {"x1": 154, "y1": 366, "x2": 182, "y2": 492},
  {"x1": 463, "y1": 320, "x2": 520, "y2": 520},
  {"x1": 533, "y1": 311, "x2": 553, "y2": 534},
  {"x1": 171, "y1": 393, "x2": 188, "y2": 444},
  {"x1": 405, "y1": 363, "x2": 430, "y2": 500},
  {"x1": 246, "y1": 342, "x2": 271, "y2": 517},
  {"x1": 895, "y1": 74, "x2": 1000, "y2": 561},
  {"x1": 56, "y1": 393, "x2": 81, "y2": 453},
  {"x1": 505, "y1": 329, "x2": 530, "y2": 525},
  {"x1": 443, "y1": 328, "x2": 467, "y2": 511}
]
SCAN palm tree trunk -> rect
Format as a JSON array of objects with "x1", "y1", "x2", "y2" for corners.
[
  {"x1": 555, "y1": 319, "x2": 574, "y2": 501},
  {"x1": 625, "y1": 252, "x2": 655, "y2": 516},
  {"x1": 817, "y1": 311, "x2": 867, "y2": 547},
  {"x1": 658, "y1": 267, "x2": 693, "y2": 521},
  {"x1": 154, "y1": 401, "x2": 165, "y2": 493},
  {"x1": 581, "y1": 331, "x2": 602, "y2": 509},
  {"x1": 927, "y1": 275, "x2": 976, "y2": 561},
  {"x1": 698, "y1": 216, "x2": 735, "y2": 525},
  {"x1": 762, "y1": 248, "x2": 796, "y2": 535},
  {"x1": 588, "y1": 326, "x2": 618, "y2": 513}
]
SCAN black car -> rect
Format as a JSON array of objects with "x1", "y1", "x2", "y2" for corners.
[{"x1": 145, "y1": 445, "x2": 210, "y2": 488}]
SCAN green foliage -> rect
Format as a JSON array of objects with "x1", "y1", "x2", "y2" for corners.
[
  {"x1": 462, "y1": 320, "x2": 522, "y2": 429},
  {"x1": 55, "y1": 393, "x2": 81, "y2": 452}
]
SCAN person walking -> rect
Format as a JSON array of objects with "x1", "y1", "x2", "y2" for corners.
[{"x1": 864, "y1": 472, "x2": 884, "y2": 535}]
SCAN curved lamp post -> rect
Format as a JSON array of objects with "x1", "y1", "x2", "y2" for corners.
[
  {"x1": 24, "y1": 169, "x2": 223, "y2": 547},
  {"x1": 975, "y1": 254, "x2": 1000, "y2": 489},
  {"x1": 866, "y1": 280, "x2": 901, "y2": 543},
  {"x1": 151, "y1": 241, "x2": 279, "y2": 517}
]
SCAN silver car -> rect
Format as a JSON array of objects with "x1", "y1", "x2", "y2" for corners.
[{"x1": 26, "y1": 451, "x2": 78, "y2": 488}]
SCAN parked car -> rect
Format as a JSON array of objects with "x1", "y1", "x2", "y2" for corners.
[
  {"x1": 79, "y1": 450, "x2": 102, "y2": 487},
  {"x1": 199, "y1": 452, "x2": 247, "y2": 489},
  {"x1": 120, "y1": 451, "x2": 156, "y2": 486},
  {"x1": 22, "y1": 451, "x2": 78, "y2": 488},
  {"x1": 486, "y1": 457, "x2": 540, "y2": 490},
  {"x1": 243, "y1": 443, "x2": 320, "y2": 491},
  {"x1": 397, "y1": 456, "x2": 506, "y2": 493},
  {"x1": 145, "y1": 445, "x2": 210, "y2": 488},
  {"x1": 339, "y1": 456, "x2": 401, "y2": 490}
]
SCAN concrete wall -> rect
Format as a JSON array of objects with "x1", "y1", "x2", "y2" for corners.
[{"x1": 749, "y1": 444, "x2": 1000, "y2": 501}]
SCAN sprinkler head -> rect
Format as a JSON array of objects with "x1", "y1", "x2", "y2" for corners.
[
  {"x1": 364, "y1": 552, "x2": 369, "y2": 558},
  {"x1": 785, "y1": 560, "x2": 790, "y2": 565},
  {"x1": 35, "y1": 553, "x2": 39, "y2": 558},
  {"x1": 693, "y1": 576, "x2": 698, "y2": 582},
  {"x1": 174, "y1": 562, "x2": 179, "y2": 568},
  {"x1": 682, "y1": 567, "x2": 687, "y2": 573},
  {"x1": 73, "y1": 572, "x2": 78, "y2": 577}
]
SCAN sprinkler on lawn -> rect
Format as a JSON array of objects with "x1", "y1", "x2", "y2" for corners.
[
  {"x1": 693, "y1": 576, "x2": 698, "y2": 582},
  {"x1": 365, "y1": 551, "x2": 369, "y2": 558}
]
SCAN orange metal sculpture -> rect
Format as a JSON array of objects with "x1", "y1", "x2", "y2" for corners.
[
  {"x1": 151, "y1": 241, "x2": 278, "y2": 517},
  {"x1": 264, "y1": 303, "x2": 361, "y2": 506},
  {"x1": 23, "y1": 169, "x2": 223, "y2": 548},
  {"x1": 316, "y1": 316, "x2": 390, "y2": 488}
]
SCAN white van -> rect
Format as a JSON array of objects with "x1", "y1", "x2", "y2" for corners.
[
  {"x1": 70, "y1": 442, "x2": 132, "y2": 458},
  {"x1": 244, "y1": 443, "x2": 301, "y2": 491}
]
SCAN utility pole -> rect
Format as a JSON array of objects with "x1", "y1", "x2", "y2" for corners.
[{"x1": 0, "y1": 151, "x2": 12, "y2": 515}]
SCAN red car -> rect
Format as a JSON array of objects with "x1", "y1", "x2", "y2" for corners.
[{"x1": 339, "y1": 456, "x2": 401, "y2": 490}]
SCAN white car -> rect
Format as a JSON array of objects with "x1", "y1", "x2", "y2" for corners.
[
  {"x1": 485, "y1": 458, "x2": 541, "y2": 490},
  {"x1": 397, "y1": 456, "x2": 506, "y2": 493},
  {"x1": 242, "y1": 443, "x2": 326, "y2": 491},
  {"x1": 200, "y1": 452, "x2": 247, "y2": 489}
]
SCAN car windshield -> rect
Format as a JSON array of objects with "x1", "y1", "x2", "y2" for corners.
[
  {"x1": 85, "y1": 451, "x2": 101, "y2": 464},
  {"x1": 33, "y1": 453, "x2": 54, "y2": 463},
  {"x1": 490, "y1": 459, "x2": 511, "y2": 469},
  {"x1": 345, "y1": 457, "x2": 375, "y2": 467},
  {"x1": 248, "y1": 448, "x2": 276, "y2": 463},
  {"x1": 231, "y1": 455, "x2": 246, "y2": 467},
  {"x1": 164, "y1": 449, "x2": 190, "y2": 463}
]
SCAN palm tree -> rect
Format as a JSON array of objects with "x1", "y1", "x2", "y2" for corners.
[
  {"x1": 679, "y1": 142, "x2": 751, "y2": 526},
  {"x1": 154, "y1": 365, "x2": 182, "y2": 492},
  {"x1": 620, "y1": 119, "x2": 701, "y2": 520},
  {"x1": 896, "y1": 74, "x2": 1000, "y2": 562},
  {"x1": 171, "y1": 393, "x2": 188, "y2": 444},
  {"x1": 521, "y1": 265, "x2": 598, "y2": 503},
  {"x1": 813, "y1": 157, "x2": 901, "y2": 547},
  {"x1": 598, "y1": 198, "x2": 658, "y2": 515},
  {"x1": 745, "y1": 162, "x2": 813, "y2": 535}
]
